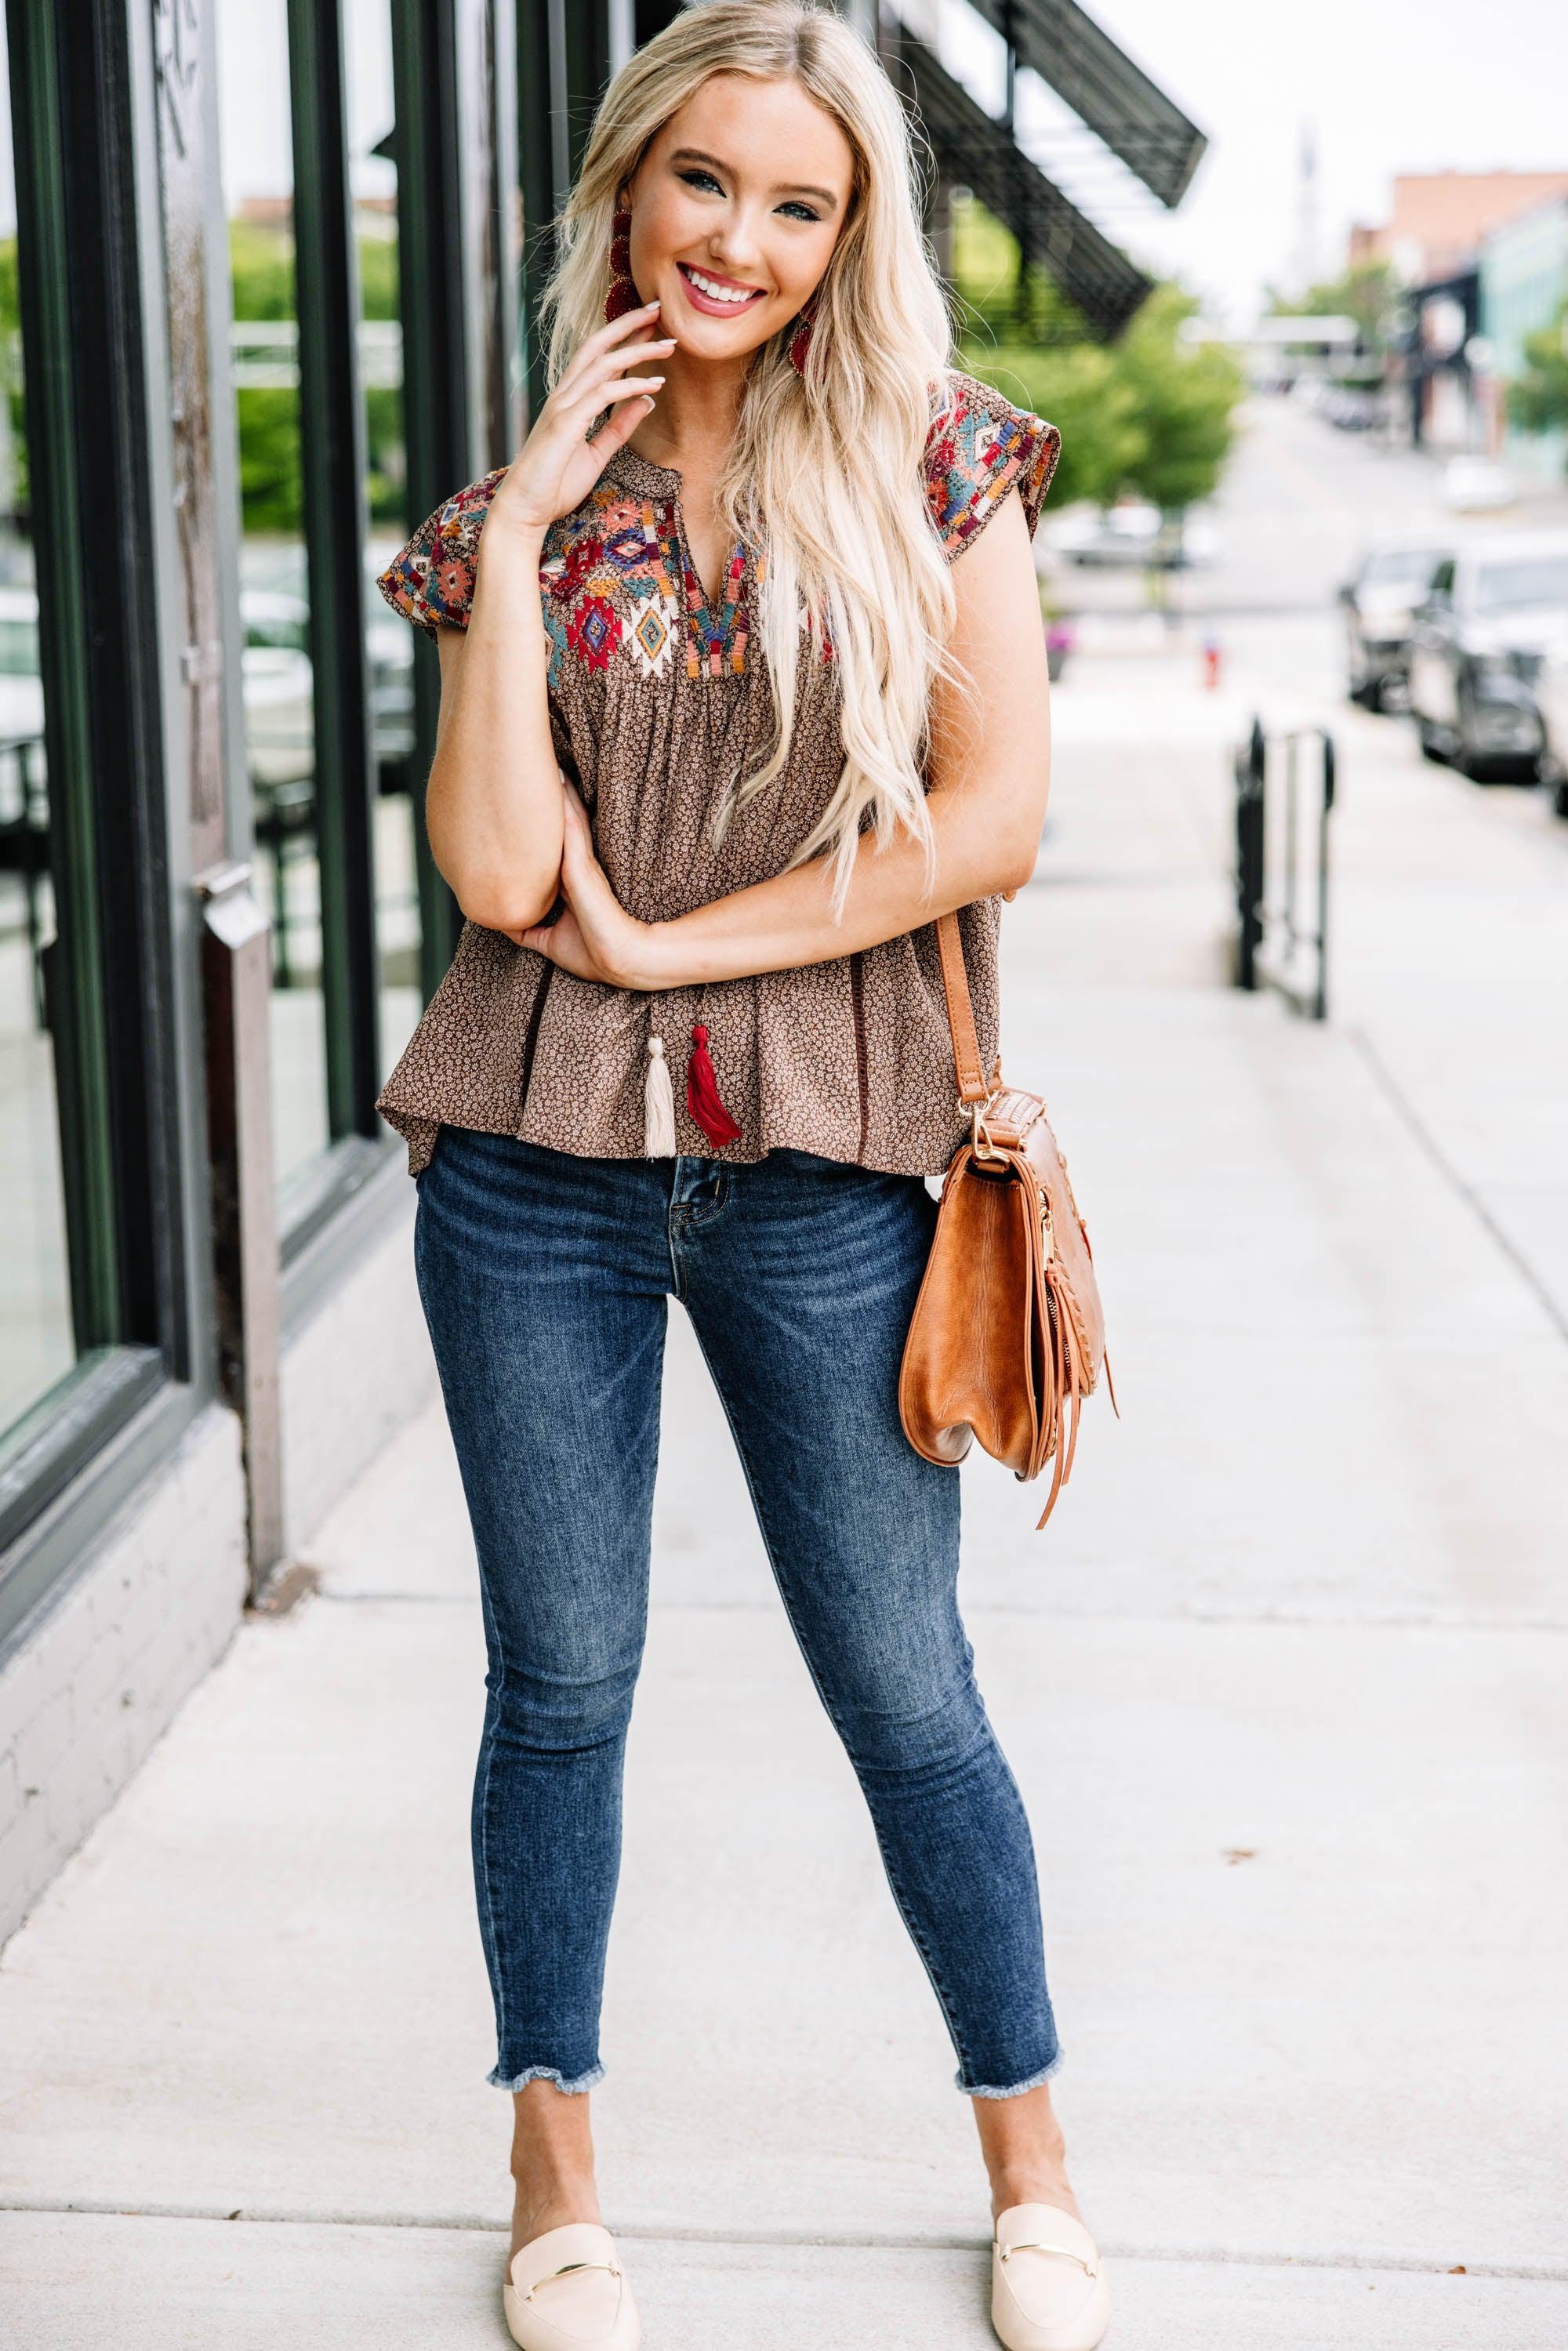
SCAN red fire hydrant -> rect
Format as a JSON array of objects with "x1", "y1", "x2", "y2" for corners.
[{"x1": 1200, "y1": 633, "x2": 1223, "y2": 690}]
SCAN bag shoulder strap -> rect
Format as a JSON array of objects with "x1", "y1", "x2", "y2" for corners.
[{"x1": 935, "y1": 909, "x2": 990, "y2": 1105}]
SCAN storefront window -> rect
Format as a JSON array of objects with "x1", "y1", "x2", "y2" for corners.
[
  {"x1": 0, "y1": 44, "x2": 71, "y2": 1434},
  {"x1": 344, "y1": 0, "x2": 422, "y2": 1079},
  {"x1": 216, "y1": 0, "x2": 330, "y2": 1191}
]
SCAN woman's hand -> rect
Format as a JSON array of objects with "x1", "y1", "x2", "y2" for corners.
[
  {"x1": 509, "y1": 782, "x2": 661, "y2": 990},
  {"x1": 485, "y1": 303, "x2": 677, "y2": 538}
]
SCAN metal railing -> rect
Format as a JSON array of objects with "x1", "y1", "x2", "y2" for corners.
[{"x1": 1233, "y1": 717, "x2": 1335, "y2": 1021}]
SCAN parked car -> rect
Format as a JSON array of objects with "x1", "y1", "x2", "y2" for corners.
[
  {"x1": 367, "y1": 600, "x2": 416, "y2": 774},
  {"x1": 1321, "y1": 386, "x2": 1383, "y2": 432},
  {"x1": 1406, "y1": 533, "x2": 1568, "y2": 779},
  {"x1": 1338, "y1": 539, "x2": 1453, "y2": 710},
  {"x1": 1440, "y1": 455, "x2": 1516, "y2": 513},
  {"x1": 240, "y1": 590, "x2": 315, "y2": 790},
  {"x1": 0, "y1": 575, "x2": 411, "y2": 793},
  {"x1": 0, "y1": 587, "x2": 46, "y2": 746},
  {"x1": 1050, "y1": 499, "x2": 1218, "y2": 569},
  {"x1": 237, "y1": 575, "x2": 418, "y2": 783},
  {"x1": 1533, "y1": 634, "x2": 1568, "y2": 818}
]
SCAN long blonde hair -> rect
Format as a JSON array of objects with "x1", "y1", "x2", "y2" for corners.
[{"x1": 537, "y1": 0, "x2": 966, "y2": 917}]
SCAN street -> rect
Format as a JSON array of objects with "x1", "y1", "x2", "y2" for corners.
[{"x1": 1, "y1": 395, "x2": 1565, "y2": 2346}]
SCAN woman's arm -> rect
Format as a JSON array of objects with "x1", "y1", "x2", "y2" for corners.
[
  {"x1": 420, "y1": 301, "x2": 675, "y2": 936},
  {"x1": 424, "y1": 520, "x2": 560, "y2": 935},
  {"x1": 520, "y1": 486, "x2": 1051, "y2": 988}
]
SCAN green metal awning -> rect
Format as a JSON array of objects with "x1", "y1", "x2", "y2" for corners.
[
  {"x1": 900, "y1": 31, "x2": 1153, "y2": 340},
  {"x1": 960, "y1": 0, "x2": 1207, "y2": 209}
]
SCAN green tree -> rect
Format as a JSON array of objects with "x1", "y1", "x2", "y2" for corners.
[
  {"x1": 230, "y1": 214, "x2": 408, "y2": 538},
  {"x1": 949, "y1": 193, "x2": 1091, "y2": 353},
  {"x1": 230, "y1": 218, "x2": 304, "y2": 537},
  {"x1": 0, "y1": 234, "x2": 28, "y2": 524},
  {"x1": 356, "y1": 226, "x2": 408, "y2": 524},
  {"x1": 1508, "y1": 295, "x2": 1568, "y2": 441},
  {"x1": 960, "y1": 341, "x2": 1143, "y2": 510},
  {"x1": 951, "y1": 198, "x2": 1245, "y2": 518},
  {"x1": 1110, "y1": 283, "x2": 1245, "y2": 511}
]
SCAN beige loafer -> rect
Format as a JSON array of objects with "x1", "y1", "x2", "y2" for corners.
[
  {"x1": 991, "y1": 2202, "x2": 1111, "y2": 2351},
  {"x1": 503, "y1": 2220, "x2": 641, "y2": 2351}
]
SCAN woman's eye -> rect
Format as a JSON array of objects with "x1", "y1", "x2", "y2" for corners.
[{"x1": 676, "y1": 169, "x2": 818, "y2": 223}]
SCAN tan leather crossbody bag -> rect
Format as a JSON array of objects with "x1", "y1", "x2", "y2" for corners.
[{"x1": 898, "y1": 910, "x2": 1116, "y2": 1529}]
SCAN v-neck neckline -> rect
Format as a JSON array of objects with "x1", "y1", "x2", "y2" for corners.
[{"x1": 602, "y1": 443, "x2": 750, "y2": 671}]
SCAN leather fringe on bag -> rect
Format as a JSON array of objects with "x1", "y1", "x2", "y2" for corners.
[{"x1": 898, "y1": 911, "x2": 1116, "y2": 1529}]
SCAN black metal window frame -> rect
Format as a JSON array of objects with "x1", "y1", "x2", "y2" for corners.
[
  {"x1": 281, "y1": 0, "x2": 537, "y2": 1267},
  {"x1": 368, "y1": 0, "x2": 539, "y2": 1026},
  {"x1": 281, "y1": 0, "x2": 532, "y2": 1203},
  {"x1": 0, "y1": 0, "x2": 201, "y2": 1642},
  {"x1": 263, "y1": 0, "x2": 399, "y2": 1268},
  {"x1": 253, "y1": 0, "x2": 559, "y2": 1332},
  {"x1": 515, "y1": 0, "x2": 626, "y2": 420},
  {"x1": 388, "y1": 0, "x2": 485, "y2": 1004}
]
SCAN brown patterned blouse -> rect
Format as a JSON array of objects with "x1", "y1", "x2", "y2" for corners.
[{"x1": 373, "y1": 367, "x2": 1060, "y2": 1179}]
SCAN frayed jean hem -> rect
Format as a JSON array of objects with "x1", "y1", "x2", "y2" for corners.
[
  {"x1": 488, "y1": 2060, "x2": 605, "y2": 2095},
  {"x1": 959, "y1": 2051, "x2": 1063, "y2": 2099}
]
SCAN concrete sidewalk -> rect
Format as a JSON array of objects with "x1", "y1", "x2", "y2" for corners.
[{"x1": 2, "y1": 626, "x2": 1566, "y2": 2347}]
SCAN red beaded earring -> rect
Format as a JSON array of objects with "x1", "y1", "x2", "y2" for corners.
[
  {"x1": 787, "y1": 294, "x2": 819, "y2": 374},
  {"x1": 604, "y1": 205, "x2": 641, "y2": 323}
]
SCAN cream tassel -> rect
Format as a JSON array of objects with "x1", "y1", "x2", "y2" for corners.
[{"x1": 644, "y1": 1032, "x2": 677, "y2": 1156}]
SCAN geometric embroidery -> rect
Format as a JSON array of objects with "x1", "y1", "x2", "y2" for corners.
[
  {"x1": 630, "y1": 600, "x2": 676, "y2": 681},
  {"x1": 568, "y1": 593, "x2": 620, "y2": 671},
  {"x1": 682, "y1": 542, "x2": 750, "y2": 681},
  {"x1": 924, "y1": 383, "x2": 1059, "y2": 561},
  {"x1": 374, "y1": 374, "x2": 1059, "y2": 683}
]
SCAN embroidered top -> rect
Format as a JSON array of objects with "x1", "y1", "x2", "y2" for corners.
[{"x1": 373, "y1": 367, "x2": 1061, "y2": 1178}]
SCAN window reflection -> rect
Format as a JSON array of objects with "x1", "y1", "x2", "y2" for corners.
[
  {"x1": 0, "y1": 50, "x2": 73, "y2": 1431},
  {"x1": 216, "y1": 0, "x2": 330, "y2": 1189},
  {"x1": 345, "y1": 0, "x2": 421, "y2": 1080}
]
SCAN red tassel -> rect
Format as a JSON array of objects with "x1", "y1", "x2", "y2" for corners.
[{"x1": 685, "y1": 1022, "x2": 742, "y2": 1148}]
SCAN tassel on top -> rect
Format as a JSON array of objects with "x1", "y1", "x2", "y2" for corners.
[
  {"x1": 641, "y1": 1019, "x2": 743, "y2": 1155},
  {"x1": 685, "y1": 1022, "x2": 742, "y2": 1149},
  {"x1": 643, "y1": 1034, "x2": 677, "y2": 1156}
]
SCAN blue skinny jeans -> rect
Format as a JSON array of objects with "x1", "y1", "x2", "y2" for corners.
[{"x1": 412, "y1": 1123, "x2": 1061, "y2": 2099}]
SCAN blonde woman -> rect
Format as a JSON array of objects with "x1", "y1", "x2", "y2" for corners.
[{"x1": 376, "y1": 6, "x2": 1105, "y2": 2346}]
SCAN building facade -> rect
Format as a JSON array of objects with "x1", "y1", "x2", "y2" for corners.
[
  {"x1": 1349, "y1": 169, "x2": 1568, "y2": 288},
  {"x1": 1349, "y1": 172, "x2": 1568, "y2": 455},
  {"x1": 1479, "y1": 195, "x2": 1568, "y2": 481},
  {"x1": 0, "y1": 0, "x2": 677, "y2": 1946}
]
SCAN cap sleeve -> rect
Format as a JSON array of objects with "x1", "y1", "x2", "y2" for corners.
[
  {"x1": 375, "y1": 464, "x2": 510, "y2": 639},
  {"x1": 924, "y1": 370, "x2": 1062, "y2": 564}
]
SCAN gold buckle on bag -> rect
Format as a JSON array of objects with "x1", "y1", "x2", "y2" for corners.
[{"x1": 967, "y1": 1095, "x2": 1007, "y2": 1165}]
